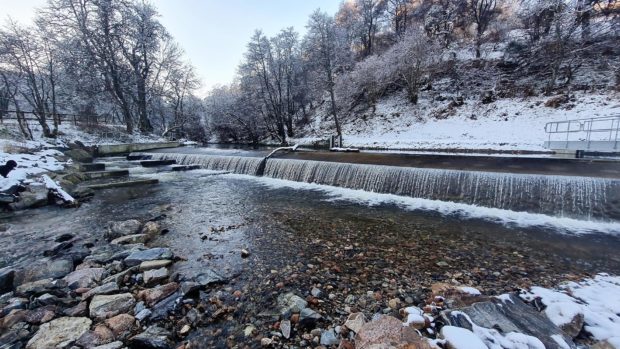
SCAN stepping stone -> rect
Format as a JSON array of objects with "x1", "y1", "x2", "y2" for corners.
[
  {"x1": 171, "y1": 165, "x2": 201, "y2": 172},
  {"x1": 85, "y1": 179, "x2": 159, "y2": 190},
  {"x1": 127, "y1": 154, "x2": 152, "y2": 161},
  {"x1": 140, "y1": 160, "x2": 176, "y2": 167},
  {"x1": 83, "y1": 170, "x2": 129, "y2": 180}
]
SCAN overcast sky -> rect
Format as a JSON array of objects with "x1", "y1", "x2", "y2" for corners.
[{"x1": 0, "y1": 0, "x2": 342, "y2": 96}]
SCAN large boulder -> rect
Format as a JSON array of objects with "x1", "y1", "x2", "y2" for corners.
[
  {"x1": 90, "y1": 293, "x2": 136, "y2": 320},
  {"x1": 442, "y1": 293, "x2": 576, "y2": 349},
  {"x1": 25, "y1": 317, "x2": 92, "y2": 349},
  {"x1": 63, "y1": 268, "x2": 106, "y2": 289},
  {"x1": 15, "y1": 278, "x2": 66, "y2": 297},
  {"x1": 105, "y1": 314, "x2": 137, "y2": 340},
  {"x1": 355, "y1": 315, "x2": 433, "y2": 349},
  {"x1": 18, "y1": 259, "x2": 74, "y2": 284},
  {"x1": 105, "y1": 220, "x2": 142, "y2": 241}
]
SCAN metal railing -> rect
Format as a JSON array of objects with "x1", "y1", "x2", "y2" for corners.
[{"x1": 544, "y1": 115, "x2": 620, "y2": 151}]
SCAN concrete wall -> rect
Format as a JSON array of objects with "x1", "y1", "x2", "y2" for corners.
[{"x1": 96, "y1": 142, "x2": 180, "y2": 155}]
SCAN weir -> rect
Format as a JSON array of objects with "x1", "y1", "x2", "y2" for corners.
[{"x1": 145, "y1": 152, "x2": 620, "y2": 221}]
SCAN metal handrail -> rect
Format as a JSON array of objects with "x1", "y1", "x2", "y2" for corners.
[{"x1": 544, "y1": 115, "x2": 620, "y2": 151}]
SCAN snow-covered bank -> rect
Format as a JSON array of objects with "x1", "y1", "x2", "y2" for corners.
[
  {"x1": 292, "y1": 91, "x2": 620, "y2": 151},
  {"x1": 227, "y1": 174, "x2": 620, "y2": 235},
  {"x1": 0, "y1": 139, "x2": 65, "y2": 191}
]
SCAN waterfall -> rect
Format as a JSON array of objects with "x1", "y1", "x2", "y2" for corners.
[
  {"x1": 148, "y1": 153, "x2": 264, "y2": 175},
  {"x1": 147, "y1": 152, "x2": 620, "y2": 221},
  {"x1": 262, "y1": 158, "x2": 619, "y2": 221}
]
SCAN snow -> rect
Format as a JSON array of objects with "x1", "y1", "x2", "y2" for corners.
[
  {"x1": 551, "y1": 334, "x2": 572, "y2": 349},
  {"x1": 42, "y1": 174, "x2": 75, "y2": 204},
  {"x1": 520, "y1": 273, "x2": 620, "y2": 343},
  {"x1": 0, "y1": 139, "x2": 66, "y2": 191},
  {"x1": 403, "y1": 306, "x2": 427, "y2": 327},
  {"x1": 440, "y1": 326, "x2": 487, "y2": 349},
  {"x1": 458, "y1": 286, "x2": 482, "y2": 296},
  {"x1": 293, "y1": 91, "x2": 620, "y2": 151},
  {"x1": 450, "y1": 311, "x2": 545, "y2": 349},
  {"x1": 228, "y1": 174, "x2": 620, "y2": 235}
]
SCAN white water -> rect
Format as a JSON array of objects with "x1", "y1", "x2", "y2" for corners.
[{"x1": 147, "y1": 152, "x2": 620, "y2": 222}]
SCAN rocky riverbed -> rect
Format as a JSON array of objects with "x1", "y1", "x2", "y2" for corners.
[{"x1": 1, "y1": 153, "x2": 620, "y2": 348}]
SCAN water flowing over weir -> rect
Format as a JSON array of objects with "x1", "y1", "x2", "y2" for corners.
[{"x1": 147, "y1": 152, "x2": 620, "y2": 221}]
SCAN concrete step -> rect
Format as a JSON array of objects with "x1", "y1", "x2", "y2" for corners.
[
  {"x1": 171, "y1": 165, "x2": 201, "y2": 172},
  {"x1": 128, "y1": 154, "x2": 153, "y2": 161},
  {"x1": 83, "y1": 170, "x2": 129, "y2": 180},
  {"x1": 85, "y1": 179, "x2": 159, "y2": 190},
  {"x1": 140, "y1": 160, "x2": 176, "y2": 167},
  {"x1": 79, "y1": 163, "x2": 105, "y2": 172}
]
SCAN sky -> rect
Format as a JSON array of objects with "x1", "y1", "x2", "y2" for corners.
[{"x1": 0, "y1": 0, "x2": 342, "y2": 96}]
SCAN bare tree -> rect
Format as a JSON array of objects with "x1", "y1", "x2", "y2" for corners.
[{"x1": 469, "y1": 0, "x2": 498, "y2": 58}]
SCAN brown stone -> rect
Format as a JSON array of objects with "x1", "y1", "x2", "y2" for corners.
[
  {"x1": 355, "y1": 315, "x2": 433, "y2": 349},
  {"x1": 64, "y1": 302, "x2": 88, "y2": 317},
  {"x1": 105, "y1": 313, "x2": 137, "y2": 340},
  {"x1": 76, "y1": 324, "x2": 115, "y2": 347},
  {"x1": 138, "y1": 282, "x2": 179, "y2": 306}
]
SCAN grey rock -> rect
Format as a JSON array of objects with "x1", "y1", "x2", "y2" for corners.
[
  {"x1": 320, "y1": 329, "x2": 339, "y2": 346},
  {"x1": 135, "y1": 308, "x2": 152, "y2": 322},
  {"x1": 0, "y1": 267, "x2": 15, "y2": 294},
  {"x1": 64, "y1": 149, "x2": 93, "y2": 163},
  {"x1": 111, "y1": 234, "x2": 149, "y2": 245},
  {"x1": 90, "y1": 293, "x2": 136, "y2": 320},
  {"x1": 442, "y1": 293, "x2": 577, "y2": 349},
  {"x1": 63, "y1": 268, "x2": 106, "y2": 289},
  {"x1": 311, "y1": 287, "x2": 322, "y2": 298},
  {"x1": 277, "y1": 293, "x2": 308, "y2": 315},
  {"x1": 130, "y1": 326, "x2": 172, "y2": 349},
  {"x1": 92, "y1": 341, "x2": 124, "y2": 349},
  {"x1": 25, "y1": 317, "x2": 92, "y2": 349},
  {"x1": 106, "y1": 220, "x2": 142, "y2": 241},
  {"x1": 280, "y1": 319, "x2": 291, "y2": 339},
  {"x1": 124, "y1": 248, "x2": 173, "y2": 267},
  {"x1": 15, "y1": 278, "x2": 66, "y2": 297},
  {"x1": 195, "y1": 268, "x2": 226, "y2": 287},
  {"x1": 36, "y1": 293, "x2": 58, "y2": 306},
  {"x1": 101, "y1": 266, "x2": 138, "y2": 285},
  {"x1": 149, "y1": 291, "x2": 181, "y2": 322},
  {"x1": 1, "y1": 297, "x2": 28, "y2": 316},
  {"x1": 19, "y1": 259, "x2": 74, "y2": 284},
  {"x1": 143, "y1": 267, "x2": 169, "y2": 286},
  {"x1": 82, "y1": 282, "x2": 120, "y2": 300}
]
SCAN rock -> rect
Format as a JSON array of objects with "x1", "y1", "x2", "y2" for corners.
[
  {"x1": 63, "y1": 268, "x2": 106, "y2": 289},
  {"x1": 76, "y1": 324, "x2": 115, "y2": 347},
  {"x1": 124, "y1": 248, "x2": 173, "y2": 267},
  {"x1": 311, "y1": 287, "x2": 322, "y2": 298},
  {"x1": 92, "y1": 341, "x2": 125, "y2": 349},
  {"x1": 1, "y1": 309, "x2": 27, "y2": 328},
  {"x1": 130, "y1": 326, "x2": 172, "y2": 349},
  {"x1": 63, "y1": 301, "x2": 88, "y2": 317},
  {"x1": 105, "y1": 314, "x2": 136, "y2": 340},
  {"x1": 0, "y1": 267, "x2": 15, "y2": 294},
  {"x1": 149, "y1": 291, "x2": 180, "y2": 322},
  {"x1": 403, "y1": 307, "x2": 427, "y2": 330},
  {"x1": 19, "y1": 259, "x2": 74, "y2": 284},
  {"x1": 440, "y1": 326, "x2": 487, "y2": 349},
  {"x1": 591, "y1": 340, "x2": 617, "y2": 349},
  {"x1": 143, "y1": 267, "x2": 169, "y2": 286},
  {"x1": 560, "y1": 313, "x2": 584, "y2": 339},
  {"x1": 135, "y1": 308, "x2": 152, "y2": 322},
  {"x1": 179, "y1": 324, "x2": 191, "y2": 336},
  {"x1": 139, "y1": 260, "x2": 173, "y2": 271},
  {"x1": 36, "y1": 293, "x2": 58, "y2": 306},
  {"x1": 25, "y1": 306, "x2": 56, "y2": 324},
  {"x1": 90, "y1": 293, "x2": 136, "y2": 320},
  {"x1": 64, "y1": 149, "x2": 93, "y2": 163},
  {"x1": 442, "y1": 294, "x2": 576, "y2": 349},
  {"x1": 43, "y1": 242, "x2": 74, "y2": 257},
  {"x1": 2, "y1": 297, "x2": 28, "y2": 316},
  {"x1": 280, "y1": 320, "x2": 291, "y2": 339},
  {"x1": 111, "y1": 234, "x2": 149, "y2": 245},
  {"x1": 300, "y1": 308, "x2": 322, "y2": 321},
  {"x1": 141, "y1": 221, "x2": 161, "y2": 238},
  {"x1": 25, "y1": 317, "x2": 92, "y2": 349},
  {"x1": 388, "y1": 298, "x2": 400, "y2": 309},
  {"x1": 15, "y1": 278, "x2": 66, "y2": 296},
  {"x1": 244, "y1": 325, "x2": 257, "y2": 337},
  {"x1": 138, "y1": 282, "x2": 179, "y2": 306},
  {"x1": 241, "y1": 249, "x2": 250, "y2": 258},
  {"x1": 320, "y1": 329, "x2": 339, "y2": 346},
  {"x1": 82, "y1": 282, "x2": 120, "y2": 300},
  {"x1": 355, "y1": 315, "x2": 432, "y2": 349},
  {"x1": 195, "y1": 268, "x2": 226, "y2": 287},
  {"x1": 344, "y1": 312, "x2": 366, "y2": 333},
  {"x1": 261, "y1": 338, "x2": 272, "y2": 346},
  {"x1": 101, "y1": 266, "x2": 138, "y2": 285},
  {"x1": 277, "y1": 293, "x2": 308, "y2": 315},
  {"x1": 106, "y1": 220, "x2": 142, "y2": 241}
]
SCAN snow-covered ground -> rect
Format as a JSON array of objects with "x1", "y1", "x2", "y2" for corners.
[
  {"x1": 293, "y1": 91, "x2": 620, "y2": 151},
  {"x1": 0, "y1": 139, "x2": 65, "y2": 191}
]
